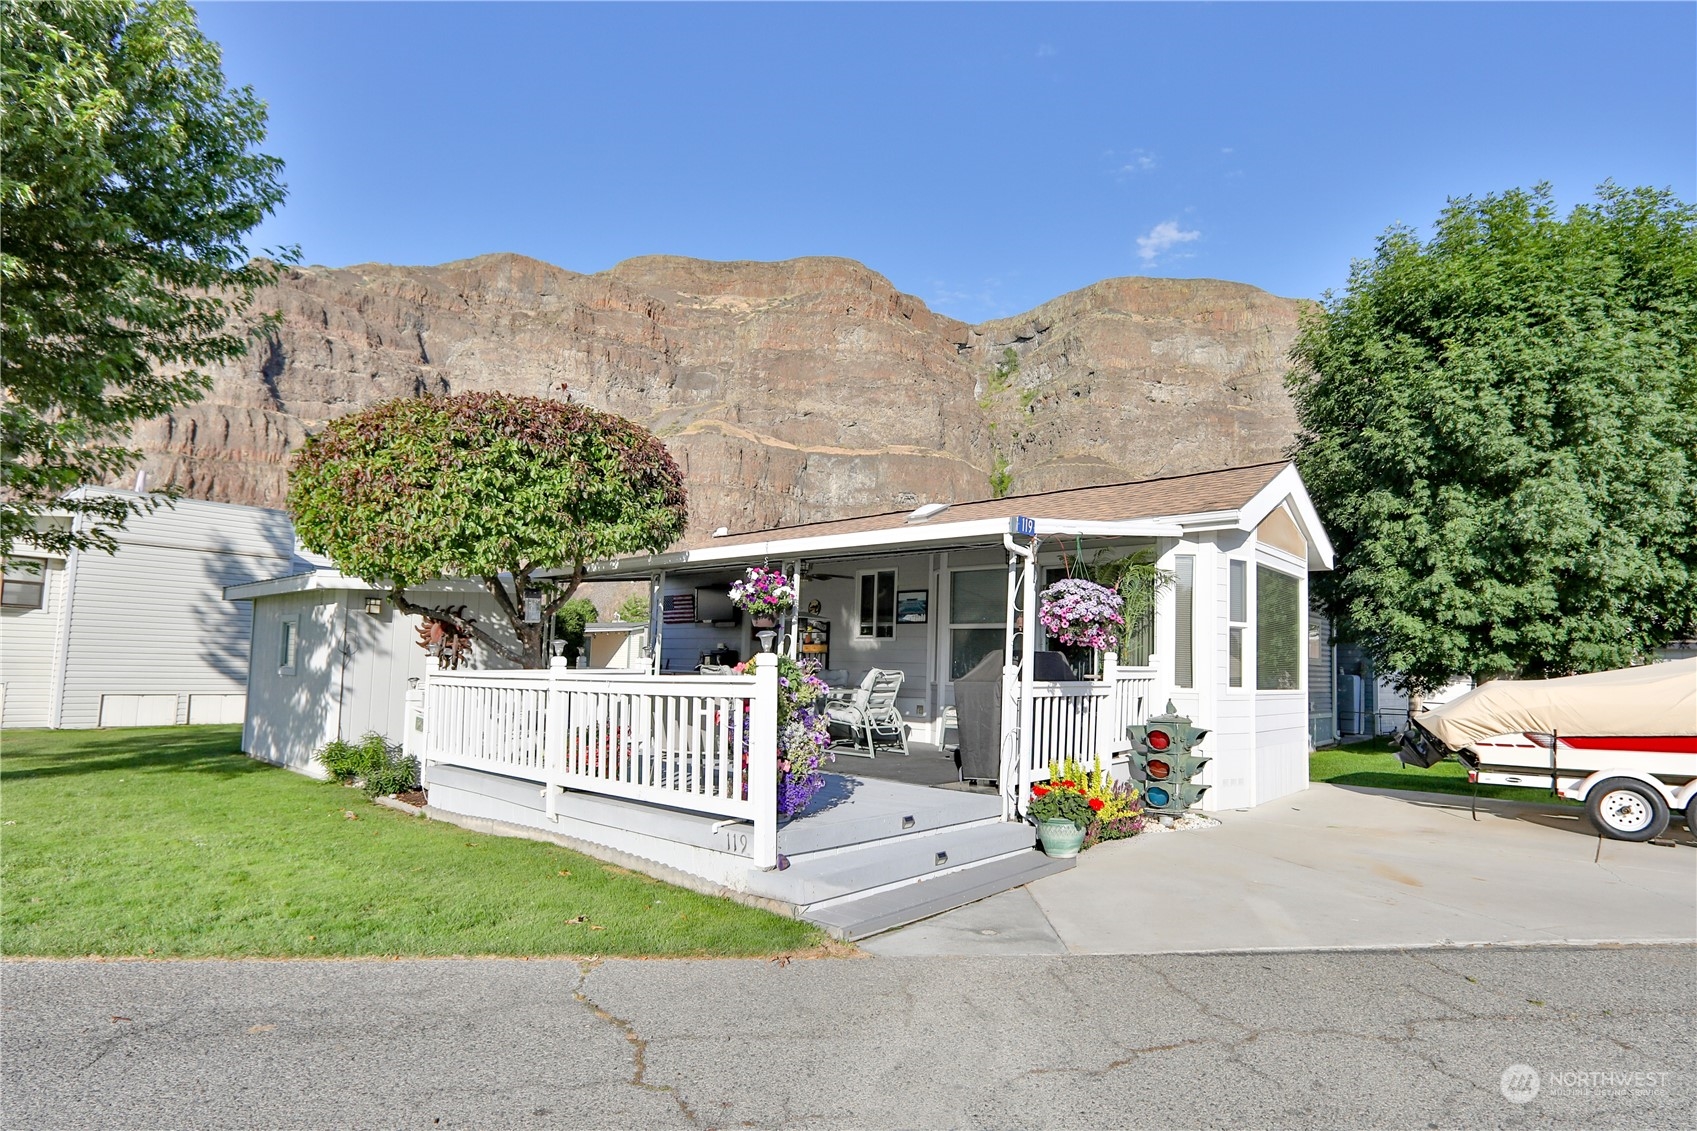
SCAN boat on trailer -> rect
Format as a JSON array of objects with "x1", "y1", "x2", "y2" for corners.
[{"x1": 1397, "y1": 658, "x2": 1697, "y2": 841}]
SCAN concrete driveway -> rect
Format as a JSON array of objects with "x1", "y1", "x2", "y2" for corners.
[{"x1": 864, "y1": 783, "x2": 1697, "y2": 955}]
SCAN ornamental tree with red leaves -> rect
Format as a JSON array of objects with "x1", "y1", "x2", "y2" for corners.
[{"x1": 288, "y1": 392, "x2": 687, "y2": 668}]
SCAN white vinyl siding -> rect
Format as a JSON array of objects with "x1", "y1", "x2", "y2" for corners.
[
  {"x1": 0, "y1": 558, "x2": 68, "y2": 727},
  {"x1": 51, "y1": 496, "x2": 295, "y2": 729}
]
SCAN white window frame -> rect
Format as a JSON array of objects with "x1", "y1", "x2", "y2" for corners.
[
  {"x1": 1172, "y1": 554, "x2": 1195, "y2": 689},
  {"x1": 278, "y1": 614, "x2": 300, "y2": 676},
  {"x1": 1254, "y1": 564, "x2": 1304, "y2": 692},
  {"x1": 1227, "y1": 558, "x2": 1248, "y2": 690},
  {"x1": 856, "y1": 568, "x2": 896, "y2": 639},
  {"x1": 947, "y1": 566, "x2": 1007, "y2": 680},
  {"x1": 1, "y1": 557, "x2": 47, "y2": 610}
]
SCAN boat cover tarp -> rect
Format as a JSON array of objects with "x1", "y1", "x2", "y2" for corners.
[{"x1": 1419, "y1": 658, "x2": 1697, "y2": 749}]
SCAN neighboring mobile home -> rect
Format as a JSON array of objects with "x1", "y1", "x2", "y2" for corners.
[{"x1": 0, "y1": 489, "x2": 295, "y2": 729}]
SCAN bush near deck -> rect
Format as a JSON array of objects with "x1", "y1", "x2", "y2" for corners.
[
  {"x1": 1310, "y1": 738, "x2": 1579, "y2": 805},
  {"x1": 1, "y1": 725, "x2": 824, "y2": 958}
]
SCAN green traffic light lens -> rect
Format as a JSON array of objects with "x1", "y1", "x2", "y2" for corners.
[{"x1": 1146, "y1": 786, "x2": 1170, "y2": 807}]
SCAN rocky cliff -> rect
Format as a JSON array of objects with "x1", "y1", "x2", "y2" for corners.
[{"x1": 128, "y1": 253, "x2": 1306, "y2": 537}]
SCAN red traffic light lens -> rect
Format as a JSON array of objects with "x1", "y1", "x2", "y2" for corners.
[
  {"x1": 1146, "y1": 730, "x2": 1171, "y2": 750},
  {"x1": 1147, "y1": 758, "x2": 1170, "y2": 780}
]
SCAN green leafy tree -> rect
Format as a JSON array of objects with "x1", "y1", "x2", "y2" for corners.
[
  {"x1": 288, "y1": 392, "x2": 688, "y2": 668},
  {"x1": 1289, "y1": 184, "x2": 1697, "y2": 692},
  {"x1": 614, "y1": 592, "x2": 652, "y2": 624},
  {"x1": 553, "y1": 597, "x2": 599, "y2": 663},
  {"x1": 1, "y1": 0, "x2": 291, "y2": 555}
]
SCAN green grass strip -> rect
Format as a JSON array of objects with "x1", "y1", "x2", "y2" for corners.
[
  {"x1": 1311, "y1": 737, "x2": 1579, "y2": 805},
  {"x1": 1, "y1": 725, "x2": 825, "y2": 958}
]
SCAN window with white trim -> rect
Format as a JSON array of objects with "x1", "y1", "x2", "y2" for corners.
[
  {"x1": 948, "y1": 568, "x2": 1006, "y2": 679},
  {"x1": 278, "y1": 614, "x2": 300, "y2": 676},
  {"x1": 857, "y1": 569, "x2": 896, "y2": 638},
  {"x1": 1228, "y1": 559, "x2": 1247, "y2": 688},
  {"x1": 1172, "y1": 555, "x2": 1195, "y2": 689},
  {"x1": 1256, "y1": 566, "x2": 1302, "y2": 690},
  {"x1": 1, "y1": 558, "x2": 47, "y2": 610}
]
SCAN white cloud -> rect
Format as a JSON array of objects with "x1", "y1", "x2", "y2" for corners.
[{"x1": 1136, "y1": 220, "x2": 1201, "y2": 264}]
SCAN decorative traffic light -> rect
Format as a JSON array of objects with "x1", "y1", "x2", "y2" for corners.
[{"x1": 1127, "y1": 701, "x2": 1210, "y2": 813}]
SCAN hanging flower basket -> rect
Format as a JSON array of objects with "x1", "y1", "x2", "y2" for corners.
[
  {"x1": 729, "y1": 565, "x2": 796, "y2": 620},
  {"x1": 1038, "y1": 578, "x2": 1125, "y2": 652}
]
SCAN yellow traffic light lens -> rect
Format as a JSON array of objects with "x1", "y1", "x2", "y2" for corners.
[{"x1": 1147, "y1": 758, "x2": 1170, "y2": 779}]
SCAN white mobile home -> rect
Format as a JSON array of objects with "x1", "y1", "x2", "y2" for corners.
[
  {"x1": 586, "y1": 459, "x2": 1334, "y2": 813},
  {"x1": 0, "y1": 490, "x2": 295, "y2": 729},
  {"x1": 403, "y1": 460, "x2": 1335, "y2": 937}
]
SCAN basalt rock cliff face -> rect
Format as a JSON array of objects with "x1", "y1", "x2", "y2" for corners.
[{"x1": 128, "y1": 253, "x2": 1306, "y2": 538}]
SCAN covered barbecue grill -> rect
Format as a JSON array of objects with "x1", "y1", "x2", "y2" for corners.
[{"x1": 952, "y1": 649, "x2": 1075, "y2": 781}]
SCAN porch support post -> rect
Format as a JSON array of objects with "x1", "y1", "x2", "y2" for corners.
[
  {"x1": 1099, "y1": 650, "x2": 1118, "y2": 772},
  {"x1": 648, "y1": 570, "x2": 666, "y2": 673},
  {"x1": 748, "y1": 648, "x2": 780, "y2": 869},
  {"x1": 1017, "y1": 540, "x2": 1039, "y2": 815},
  {"x1": 544, "y1": 660, "x2": 567, "y2": 822},
  {"x1": 783, "y1": 560, "x2": 802, "y2": 659},
  {"x1": 1000, "y1": 547, "x2": 1021, "y2": 822}
]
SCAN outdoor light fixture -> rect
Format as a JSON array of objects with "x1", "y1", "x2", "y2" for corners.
[
  {"x1": 364, "y1": 597, "x2": 384, "y2": 616},
  {"x1": 523, "y1": 587, "x2": 542, "y2": 624}
]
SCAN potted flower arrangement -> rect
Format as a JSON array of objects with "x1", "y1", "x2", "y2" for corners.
[
  {"x1": 1028, "y1": 779, "x2": 1099, "y2": 858},
  {"x1": 729, "y1": 565, "x2": 795, "y2": 628},
  {"x1": 1037, "y1": 577, "x2": 1126, "y2": 653},
  {"x1": 1030, "y1": 757, "x2": 1144, "y2": 856}
]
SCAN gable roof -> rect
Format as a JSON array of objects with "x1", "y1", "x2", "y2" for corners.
[
  {"x1": 581, "y1": 460, "x2": 1333, "y2": 579},
  {"x1": 689, "y1": 461, "x2": 1289, "y2": 551}
]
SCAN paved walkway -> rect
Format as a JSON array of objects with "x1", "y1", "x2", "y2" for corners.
[{"x1": 864, "y1": 783, "x2": 1697, "y2": 956}]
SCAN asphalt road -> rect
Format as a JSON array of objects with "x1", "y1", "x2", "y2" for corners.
[{"x1": 4, "y1": 945, "x2": 1692, "y2": 1130}]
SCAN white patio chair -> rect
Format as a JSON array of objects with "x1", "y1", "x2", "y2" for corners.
[{"x1": 826, "y1": 668, "x2": 908, "y2": 757}]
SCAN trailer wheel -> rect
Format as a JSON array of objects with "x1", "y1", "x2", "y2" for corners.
[
  {"x1": 1686, "y1": 800, "x2": 1696, "y2": 840},
  {"x1": 1585, "y1": 778, "x2": 1670, "y2": 842}
]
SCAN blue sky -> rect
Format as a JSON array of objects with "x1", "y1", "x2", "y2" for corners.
[{"x1": 196, "y1": 2, "x2": 1695, "y2": 323}]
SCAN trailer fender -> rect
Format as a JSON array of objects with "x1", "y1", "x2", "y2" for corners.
[{"x1": 1562, "y1": 768, "x2": 1679, "y2": 807}]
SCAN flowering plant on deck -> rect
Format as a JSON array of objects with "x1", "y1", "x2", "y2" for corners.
[
  {"x1": 735, "y1": 654, "x2": 833, "y2": 817},
  {"x1": 729, "y1": 565, "x2": 796, "y2": 620},
  {"x1": 1038, "y1": 578, "x2": 1125, "y2": 652}
]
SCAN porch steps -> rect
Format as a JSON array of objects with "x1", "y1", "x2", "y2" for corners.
[{"x1": 802, "y1": 851, "x2": 1074, "y2": 941}]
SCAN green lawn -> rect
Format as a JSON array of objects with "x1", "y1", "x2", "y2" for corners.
[
  {"x1": 1, "y1": 725, "x2": 825, "y2": 958},
  {"x1": 1310, "y1": 737, "x2": 1578, "y2": 805}
]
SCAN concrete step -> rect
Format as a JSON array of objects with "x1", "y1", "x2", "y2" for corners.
[
  {"x1": 802, "y1": 850, "x2": 1075, "y2": 941},
  {"x1": 747, "y1": 818, "x2": 1038, "y2": 905}
]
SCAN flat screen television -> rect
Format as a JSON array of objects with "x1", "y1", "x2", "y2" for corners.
[{"x1": 693, "y1": 587, "x2": 738, "y2": 624}]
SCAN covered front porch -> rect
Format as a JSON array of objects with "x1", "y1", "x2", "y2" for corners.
[{"x1": 413, "y1": 463, "x2": 1333, "y2": 936}]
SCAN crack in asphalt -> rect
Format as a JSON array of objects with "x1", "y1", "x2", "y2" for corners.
[{"x1": 572, "y1": 961, "x2": 702, "y2": 1129}]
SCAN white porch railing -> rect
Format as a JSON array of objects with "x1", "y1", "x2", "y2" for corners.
[
  {"x1": 1010, "y1": 654, "x2": 1161, "y2": 811},
  {"x1": 421, "y1": 660, "x2": 780, "y2": 868}
]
